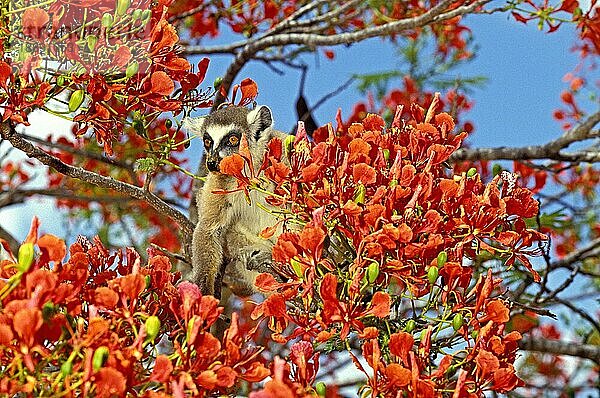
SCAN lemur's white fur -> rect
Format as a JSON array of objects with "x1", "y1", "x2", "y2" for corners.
[{"x1": 185, "y1": 105, "x2": 288, "y2": 297}]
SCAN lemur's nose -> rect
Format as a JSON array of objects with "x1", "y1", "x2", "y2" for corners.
[{"x1": 207, "y1": 159, "x2": 219, "y2": 172}]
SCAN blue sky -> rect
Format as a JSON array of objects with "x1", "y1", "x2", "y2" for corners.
[{"x1": 194, "y1": 11, "x2": 588, "y2": 149}]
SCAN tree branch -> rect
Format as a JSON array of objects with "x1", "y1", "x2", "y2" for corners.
[
  {"x1": 0, "y1": 187, "x2": 183, "y2": 209},
  {"x1": 519, "y1": 337, "x2": 600, "y2": 363},
  {"x1": 0, "y1": 225, "x2": 19, "y2": 255},
  {"x1": 451, "y1": 111, "x2": 600, "y2": 163},
  {"x1": 0, "y1": 123, "x2": 194, "y2": 236},
  {"x1": 195, "y1": 0, "x2": 488, "y2": 109}
]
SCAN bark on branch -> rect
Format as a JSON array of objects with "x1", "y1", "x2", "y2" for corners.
[
  {"x1": 0, "y1": 123, "x2": 194, "y2": 236},
  {"x1": 451, "y1": 111, "x2": 600, "y2": 163},
  {"x1": 519, "y1": 337, "x2": 600, "y2": 363},
  {"x1": 185, "y1": 0, "x2": 489, "y2": 110}
]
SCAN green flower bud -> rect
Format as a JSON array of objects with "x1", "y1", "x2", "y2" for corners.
[
  {"x1": 437, "y1": 251, "x2": 447, "y2": 267},
  {"x1": 60, "y1": 360, "x2": 73, "y2": 377},
  {"x1": 101, "y1": 13, "x2": 114, "y2": 28},
  {"x1": 315, "y1": 382, "x2": 326, "y2": 397},
  {"x1": 42, "y1": 301, "x2": 55, "y2": 320},
  {"x1": 116, "y1": 0, "x2": 131, "y2": 16},
  {"x1": 125, "y1": 61, "x2": 139, "y2": 78},
  {"x1": 492, "y1": 163, "x2": 502, "y2": 177},
  {"x1": 427, "y1": 266, "x2": 439, "y2": 284},
  {"x1": 405, "y1": 319, "x2": 416, "y2": 333},
  {"x1": 92, "y1": 346, "x2": 109, "y2": 371},
  {"x1": 353, "y1": 183, "x2": 366, "y2": 205},
  {"x1": 366, "y1": 262, "x2": 379, "y2": 284},
  {"x1": 165, "y1": 119, "x2": 173, "y2": 129},
  {"x1": 145, "y1": 315, "x2": 161, "y2": 341},
  {"x1": 86, "y1": 35, "x2": 97, "y2": 52},
  {"x1": 467, "y1": 167, "x2": 477, "y2": 178},
  {"x1": 17, "y1": 242, "x2": 35, "y2": 272},
  {"x1": 452, "y1": 313, "x2": 464, "y2": 331},
  {"x1": 57, "y1": 75, "x2": 66, "y2": 86},
  {"x1": 145, "y1": 274, "x2": 151, "y2": 289},
  {"x1": 389, "y1": 179, "x2": 398, "y2": 188},
  {"x1": 131, "y1": 8, "x2": 142, "y2": 20},
  {"x1": 283, "y1": 134, "x2": 295, "y2": 155},
  {"x1": 213, "y1": 76, "x2": 223, "y2": 90},
  {"x1": 141, "y1": 9, "x2": 152, "y2": 23},
  {"x1": 68, "y1": 89, "x2": 85, "y2": 113},
  {"x1": 382, "y1": 148, "x2": 390, "y2": 161}
]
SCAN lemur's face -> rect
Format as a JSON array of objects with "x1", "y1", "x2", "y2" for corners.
[{"x1": 202, "y1": 124, "x2": 243, "y2": 172}]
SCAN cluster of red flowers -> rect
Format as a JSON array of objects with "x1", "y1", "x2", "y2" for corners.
[
  {"x1": 0, "y1": 0, "x2": 210, "y2": 155},
  {"x1": 0, "y1": 217, "x2": 274, "y2": 396},
  {"x1": 219, "y1": 96, "x2": 547, "y2": 396}
]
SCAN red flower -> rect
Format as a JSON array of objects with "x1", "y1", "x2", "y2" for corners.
[
  {"x1": 93, "y1": 368, "x2": 126, "y2": 398},
  {"x1": 22, "y1": 8, "x2": 49, "y2": 40},
  {"x1": 37, "y1": 234, "x2": 66, "y2": 263}
]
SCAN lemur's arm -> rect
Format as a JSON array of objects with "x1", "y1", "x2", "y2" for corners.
[{"x1": 191, "y1": 186, "x2": 229, "y2": 297}]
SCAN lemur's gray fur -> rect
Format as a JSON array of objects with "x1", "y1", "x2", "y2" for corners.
[{"x1": 184, "y1": 105, "x2": 288, "y2": 298}]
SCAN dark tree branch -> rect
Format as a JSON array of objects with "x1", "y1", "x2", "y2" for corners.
[
  {"x1": 0, "y1": 123, "x2": 194, "y2": 237},
  {"x1": 21, "y1": 133, "x2": 135, "y2": 172},
  {"x1": 0, "y1": 187, "x2": 183, "y2": 209},
  {"x1": 451, "y1": 111, "x2": 600, "y2": 163},
  {"x1": 519, "y1": 337, "x2": 600, "y2": 363},
  {"x1": 192, "y1": 0, "x2": 488, "y2": 110},
  {"x1": 0, "y1": 225, "x2": 19, "y2": 255},
  {"x1": 550, "y1": 237, "x2": 600, "y2": 271}
]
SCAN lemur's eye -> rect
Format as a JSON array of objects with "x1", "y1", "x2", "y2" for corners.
[
  {"x1": 228, "y1": 135, "x2": 240, "y2": 146},
  {"x1": 203, "y1": 135, "x2": 212, "y2": 149}
]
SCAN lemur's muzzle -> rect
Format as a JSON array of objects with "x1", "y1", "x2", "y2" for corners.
[{"x1": 206, "y1": 153, "x2": 220, "y2": 172}]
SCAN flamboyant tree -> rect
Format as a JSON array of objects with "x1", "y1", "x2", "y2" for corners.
[{"x1": 0, "y1": 0, "x2": 599, "y2": 397}]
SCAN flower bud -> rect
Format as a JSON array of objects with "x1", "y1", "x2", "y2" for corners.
[
  {"x1": 452, "y1": 313, "x2": 464, "y2": 331},
  {"x1": 437, "y1": 251, "x2": 447, "y2": 267},
  {"x1": 467, "y1": 167, "x2": 477, "y2": 178},
  {"x1": 145, "y1": 316, "x2": 161, "y2": 341},
  {"x1": 131, "y1": 9, "x2": 142, "y2": 20},
  {"x1": 57, "y1": 75, "x2": 66, "y2": 86},
  {"x1": 125, "y1": 61, "x2": 139, "y2": 78},
  {"x1": 17, "y1": 242, "x2": 34, "y2": 272},
  {"x1": 60, "y1": 360, "x2": 73, "y2": 377},
  {"x1": 86, "y1": 35, "x2": 97, "y2": 52},
  {"x1": 427, "y1": 266, "x2": 438, "y2": 284},
  {"x1": 101, "y1": 13, "x2": 114, "y2": 28},
  {"x1": 68, "y1": 89, "x2": 85, "y2": 112},
  {"x1": 283, "y1": 134, "x2": 295, "y2": 155},
  {"x1": 141, "y1": 10, "x2": 152, "y2": 23},
  {"x1": 213, "y1": 76, "x2": 223, "y2": 90},
  {"x1": 366, "y1": 262, "x2": 379, "y2": 284},
  {"x1": 405, "y1": 319, "x2": 416, "y2": 333},
  {"x1": 92, "y1": 346, "x2": 109, "y2": 371},
  {"x1": 492, "y1": 163, "x2": 502, "y2": 177},
  {"x1": 315, "y1": 382, "x2": 326, "y2": 397},
  {"x1": 116, "y1": 0, "x2": 130, "y2": 16},
  {"x1": 382, "y1": 148, "x2": 390, "y2": 161}
]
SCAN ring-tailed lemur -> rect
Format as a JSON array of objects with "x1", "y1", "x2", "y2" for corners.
[{"x1": 184, "y1": 105, "x2": 288, "y2": 298}]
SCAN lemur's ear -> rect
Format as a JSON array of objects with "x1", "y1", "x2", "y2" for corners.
[
  {"x1": 182, "y1": 116, "x2": 205, "y2": 137},
  {"x1": 247, "y1": 105, "x2": 273, "y2": 141}
]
